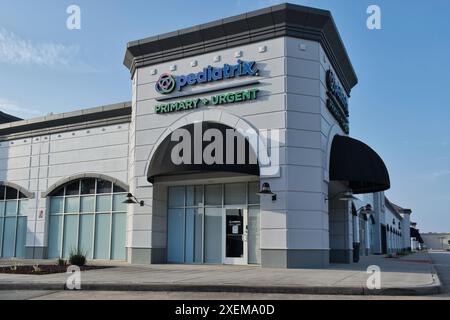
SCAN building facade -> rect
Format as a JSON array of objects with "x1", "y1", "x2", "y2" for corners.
[
  {"x1": 422, "y1": 233, "x2": 450, "y2": 251},
  {"x1": 0, "y1": 4, "x2": 410, "y2": 268}
]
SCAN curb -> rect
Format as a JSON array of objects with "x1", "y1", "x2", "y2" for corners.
[
  {"x1": 0, "y1": 281, "x2": 442, "y2": 296},
  {"x1": 426, "y1": 251, "x2": 446, "y2": 295}
]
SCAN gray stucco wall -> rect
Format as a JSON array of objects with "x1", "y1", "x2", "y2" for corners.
[{"x1": 0, "y1": 121, "x2": 130, "y2": 258}]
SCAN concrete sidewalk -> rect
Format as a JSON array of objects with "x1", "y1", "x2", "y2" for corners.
[{"x1": 0, "y1": 252, "x2": 442, "y2": 296}]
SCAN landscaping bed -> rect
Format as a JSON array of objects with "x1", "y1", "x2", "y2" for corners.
[{"x1": 0, "y1": 265, "x2": 110, "y2": 275}]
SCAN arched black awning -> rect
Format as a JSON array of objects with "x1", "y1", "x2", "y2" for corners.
[
  {"x1": 330, "y1": 135, "x2": 390, "y2": 194},
  {"x1": 410, "y1": 228, "x2": 424, "y2": 243},
  {"x1": 148, "y1": 122, "x2": 259, "y2": 183}
]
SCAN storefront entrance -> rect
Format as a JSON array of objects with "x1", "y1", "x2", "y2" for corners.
[{"x1": 166, "y1": 182, "x2": 260, "y2": 265}]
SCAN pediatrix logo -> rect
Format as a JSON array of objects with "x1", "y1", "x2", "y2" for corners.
[
  {"x1": 155, "y1": 60, "x2": 258, "y2": 94},
  {"x1": 155, "y1": 73, "x2": 176, "y2": 94}
]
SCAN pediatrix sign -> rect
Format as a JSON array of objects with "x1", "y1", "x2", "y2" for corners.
[{"x1": 155, "y1": 60, "x2": 258, "y2": 94}]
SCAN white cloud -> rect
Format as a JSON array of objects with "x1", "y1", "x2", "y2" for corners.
[
  {"x1": 0, "y1": 27, "x2": 79, "y2": 67},
  {"x1": 414, "y1": 170, "x2": 450, "y2": 181},
  {"x1": 431, "y1": 170, "x2": 450, "y2": 178},
  {"x1": 0, "y1": 98, "x2": 42, "y2": 118}
]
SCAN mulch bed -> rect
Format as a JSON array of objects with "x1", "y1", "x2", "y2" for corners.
[
  {"x1": 397, "y1": 259, "x2": 432, "y2": 264},
  {"x1": 0, "y1": 265, "x2": 111, "y2": 275}
]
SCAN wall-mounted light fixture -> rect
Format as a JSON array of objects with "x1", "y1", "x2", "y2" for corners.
[
  {"x1": 257, "y1": 182, "x2": 276, "y2": 201},
  {"x1": 354, "y1": 203, "x2": 373, "y2": 221},
  {"x1": 358, "y1": 204, "x2": 372, "y2": 214},
  {"x1": 122, "y1": 193, "x2": 144, "y2": 207}
]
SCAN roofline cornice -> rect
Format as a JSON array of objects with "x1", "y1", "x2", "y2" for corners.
[{"x1": 123, "y1": 3, "x2": 358, "y2": 95}]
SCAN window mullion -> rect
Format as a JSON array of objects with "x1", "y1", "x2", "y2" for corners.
[
  {"x1": 60, "y1": 187, "x2": 66, "y2": 258},
  {"x1": 109, "y1": 184, "x2": 114, "y2": 260},
  {"x1": 202, "y1": 185, "x2": 205, "y2": 264},
  {"x1": 92, "y1": 179, "x2": 97, "y2": 260},
  {"x1": 13, "y1": 198, "x2": 18, "y2": 257}
]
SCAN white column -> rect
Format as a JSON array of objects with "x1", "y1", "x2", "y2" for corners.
[{"x1": 365, "y1": 217, "x2": 371, "y2": 254}]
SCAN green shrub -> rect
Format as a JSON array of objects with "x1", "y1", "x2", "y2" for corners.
[
  {"x1": 57, "y1": 258, "x2": 67, "y2": 267},
  {"x1": 69, "y1": 248, "x2": 87, "y2": 267}
]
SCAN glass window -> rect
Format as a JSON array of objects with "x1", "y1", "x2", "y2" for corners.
[
  {"x1": 185, "y1": 208, "x2": 195, "y2": 263},
  {"x1": 204, "y1": 207, "x2": 222, "y2": 263},
  {"x1": 111, "y1": 213, "x2": 126, "y2": 260},
  {"x1": 248, "y1": 206, "x2": 260, "y2": 264},
  {"x1": 186, "y1": 185, "x2": 203, "y2": 206},
  {"x1": 205, "y1": 184, "x2": 222, "y2": 206},
  {"x1": 63, "y1": 215, "x2": 78, "y2": 258},
  {"x1": 96, "y1": 180, "x2": 112, "y2": 194},
  {"x1": 5, "y1": 187, "x2": 17, "y2": 200},
  {"x1": 2, "y1": 217, "x2": 16, "y2": 257},
  {"x1": 81, "y1": 179, "x2": 96, "y2": 195},
  {"x1": 96, "y1": 195, "x2": 112, "y2": 212},
  {"x1": 18, "y1": 200, "x2": 27, "y2": 215},
  {"x1": 46, "y1": 177, "x2": 129, "y2": 261},
  {"x1": 113, "y1": 184, "x2": 126, "y2": 193},
  {"x1": 195, "y1": 186, "x2": 203, "y2": 206},
  {"x1": 50, "y1": 197, "x2": 64, "y2": 214},
  {"x1": 194, "y1": 209, "x2": 203, "y2": 263},
  {"x1": 94, "y1": 213, "x2": 111, "y2": 259},
  {"x1": 167, "y1": 208, "x2": 184, "y2": 263},
  {"x1": 80, "y1": 196, "x2": 95, "y2": 213},
  {"x1": 52, "y1": 187, "x2": 64, "y2": 197},
  {"x1": 248, "y1": 182, "x2": 260, "y2": 205},
  {"x1": 224, "y1": 183, "x2": 246, "y2": 205},
  {"x1": 78, "y1": 214, "x2": 94, "y2": 259},
  {"x1": 65, "y1": 181, "x2": 80, "y2": 196},
  {"x1": 168, "y1": 186, "x2": 184, "y2": 207},
  {"x1": 186, "y1": 186, "x2": 194, "y2": 207},
  {"x1": 0, "y1": 185, "x2": 30, "y2": 259},
  {"x1": 48, "y1": 215, "x2": 63, "y2": 258},
  {"x1": 113, "y1": 194, "x2": 127, "y2": 212},
  {"x1": 0, "y1": 218, "x2": 3, "y2": 255},
  {"x1": 5, "y1": 200, "x2": 17, "y2": 216},
  {"x1": 64, "y1": 197, "x2": 80, "y2": 213}
]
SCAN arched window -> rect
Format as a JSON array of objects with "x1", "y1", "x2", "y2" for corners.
[
  {"x1": 0, "y1": 185, "x2": 29, "y2": 258},
  {"x1": 47, "y1": 178, "x2": 127, "y2": 260}
]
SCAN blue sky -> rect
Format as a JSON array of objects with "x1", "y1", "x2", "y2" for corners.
[{"x1": 0, "y1": 0, "x2": 449, "y2": 232}]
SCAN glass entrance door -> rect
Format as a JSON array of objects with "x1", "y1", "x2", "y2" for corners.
[{"x1": 223, "y1": 208, "x2": 247, "y2": 265}]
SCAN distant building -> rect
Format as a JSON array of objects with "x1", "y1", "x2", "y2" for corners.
[
  {"x1": 422, "y1": 233, "x2": 450, "y2": 251},
  {"x1": 410, "y1": 222, "x2": 424, "y2": 251}
]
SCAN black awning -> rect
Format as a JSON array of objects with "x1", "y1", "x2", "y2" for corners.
[
  {"x1": 330, "y1": 135, "x2": 390, "y2": 194},
  {"x1": 147, "y1": 122, "x2": 259, "y2": 183},
  {"x1": 410, "y1": 227, "x2": 424, "y2": 243}
]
